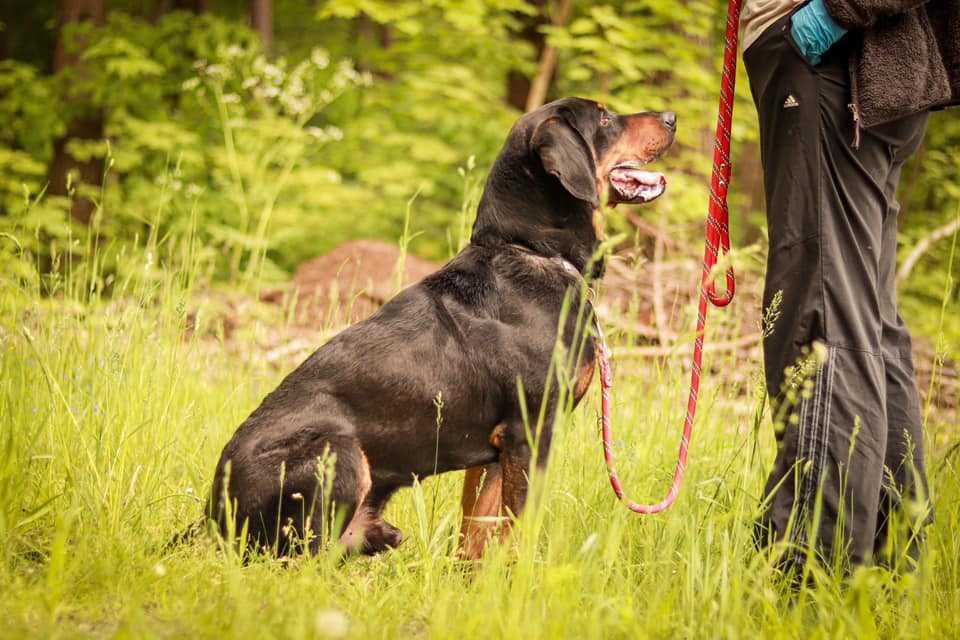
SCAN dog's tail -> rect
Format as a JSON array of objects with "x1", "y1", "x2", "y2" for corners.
[{"x1": 164, "y1": 517, "x2": 206, "y2": 552}]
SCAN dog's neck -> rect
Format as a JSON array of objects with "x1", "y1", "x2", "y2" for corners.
[
  {"x1": 506, "y1": 242, "x2": 581, "y2": 279},
  {"x1": 470, "y1": 151, "x2": 600, "y2": 275}
]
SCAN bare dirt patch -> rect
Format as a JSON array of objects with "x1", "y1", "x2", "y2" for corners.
[{"x1": 264, "y1": 239, "x2": 441, "y2": 328}]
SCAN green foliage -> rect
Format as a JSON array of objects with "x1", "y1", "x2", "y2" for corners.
[
  {"x1": 899, "y1": 111, "x2": 960, "y2": 348},
  {"x1": 1, "y1": 12, "x2": 372, "y2": 284},
  {"x1": 0, "y1": 58, "x2": 70, "y2": 286},
  {"x1": 0, "y1": 61, "x2": 62, "y2": 216},
  {"x1": 0, "y1": 3, "x2": 535, "y2": 284},
  {"x1": 314, "y1": 0, "x2": 532, "y2": 259}
]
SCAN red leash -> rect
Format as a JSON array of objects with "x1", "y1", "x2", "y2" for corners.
[{"x1": 598, "y1": 0, "x2": 741, "y2": 514}]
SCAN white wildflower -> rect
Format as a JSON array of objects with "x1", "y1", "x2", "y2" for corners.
[
  {"x1": 264, "y1": 63, "x2": 282, "y2": 81},
  {"x1": 310, "y1": 48, "x2": 330, "y2": 69},
  {"x1": 315, "y1": 609, "x2": 349, "y2": 639},
  {"x1": 288, "y1": 76, "x2": 305, "y2": 97}
]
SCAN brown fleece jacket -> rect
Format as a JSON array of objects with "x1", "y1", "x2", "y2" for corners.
[{"x1": 824, "y1": 0, "x2": 960, "y2": 128}]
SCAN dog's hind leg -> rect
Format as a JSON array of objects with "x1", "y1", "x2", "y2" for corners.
[
  {"x1": 351, "y1": 484, "x2": 404, "y2": 556},
  {"x1": 266, "y1": 434, "x2": 368, "y2": 556},
  {"x1": 303, "y1": 443, "x2": 401, "y2": 556},
  {"x1": 323, "y1": 445, "x2": 405, "y2": 555},
  {"x1": 459, "y1": 463, "x2": 503, "y2": 560},
  {"x1": 498, "y1": 407, "x2": 556, "y2": 545},
  {"x1": 334, "y1": 483, "x2": 402, "y2": 555}
]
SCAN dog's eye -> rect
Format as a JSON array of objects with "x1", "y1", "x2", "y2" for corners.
[{"x1": 599, "y1": 112, "x2": 612, "y2": 127}]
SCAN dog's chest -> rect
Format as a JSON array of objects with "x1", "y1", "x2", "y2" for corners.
[{"x1": 572, "y1": 342, "x2": 598, "y2": 405}]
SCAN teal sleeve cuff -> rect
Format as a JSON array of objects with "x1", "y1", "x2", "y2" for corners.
[{"x1": 790, "y1": 0, "x2": 848, "y2": 65}]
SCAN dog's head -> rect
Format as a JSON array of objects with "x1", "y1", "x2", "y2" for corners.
[
  {"x1": 472, "y1": 97, "x2": 675, "y2": 274},
  {"x1": 528, "y1": 97, "x2": 675, "y2": 208}
]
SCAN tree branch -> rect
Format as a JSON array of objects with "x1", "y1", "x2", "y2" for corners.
[
  {"x1": 651, "y1": 214, "x2": 672, "y2": 347},
  {"x1": 897, "y1": 215, "x2": 960, "y2": 285},
  {"x1": 524, "y1": 0, "x2": 573, "y2": 112},
  {"x1": 614, "y1": 333, "x2": 761, "y2": 359}
]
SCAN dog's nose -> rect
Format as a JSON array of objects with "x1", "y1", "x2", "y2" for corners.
[{"x1": 660, "y1": 111, "x2": 677, "y2": 131}]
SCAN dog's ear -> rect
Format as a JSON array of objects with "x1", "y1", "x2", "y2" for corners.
[{"x1": 531, "y1": 116, "x2": 599, "y2": 207}]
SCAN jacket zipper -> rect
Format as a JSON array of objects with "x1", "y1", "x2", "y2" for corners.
[
  {"x1": 847, "y1": 42, "x2": 862, "y2": 149},
  {"x1": 848, "y1": 103, "x2": 861, "y2": 149}
]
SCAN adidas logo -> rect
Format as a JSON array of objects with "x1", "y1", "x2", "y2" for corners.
[{"x1": 783, "y1": 94, "x2": 800, "y2": 109}]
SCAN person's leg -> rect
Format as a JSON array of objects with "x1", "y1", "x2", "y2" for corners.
[
  {"x1": 745, "y1": 17, "x2": 919, "y2": 569},
  {"x1": 872, "y1": 114, "x2": 932, "y2": 568},
  {"x1": 746, "y1": 19, "x2": 832, "y2": 568}
]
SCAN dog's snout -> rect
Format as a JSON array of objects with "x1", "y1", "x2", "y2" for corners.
[{"x1": 660, "y1": 111, "x2": 677, "y2": 131}]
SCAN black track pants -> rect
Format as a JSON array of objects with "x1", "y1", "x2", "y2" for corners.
[{"x1": 745, "y1": 15, "x2": 930, "y2": 568}]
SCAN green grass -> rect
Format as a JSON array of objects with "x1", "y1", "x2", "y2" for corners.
[{"x1": 1, "y1": 241, "x2": 958, "y2": 639}]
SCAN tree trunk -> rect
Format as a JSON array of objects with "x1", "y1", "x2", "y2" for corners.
[
  {"x1": 53, "y1": 0, "x2": 104, "y2": 71},
  {"x1": 524, "y1": 0, "x2": 573, "y2": 112},
  {"x1": 150, "y1": 1, "x2": 204, "y2": 26},
  {"x1": 48, "y1": 0, "x2": 105, "y2": 225},
  {"x1": 251, "y1": 0, "x2": 273, "y2": 54},
  {"x1": 353, "y1": 13, "x2": 393, "y2": 78},
  {"x1": 505, "y1": 0, "x2": 548, "y2": 111},
  {"x1": 0, "y1": 17, "x2": 7, "y2": 60},
  {"x1": 172, "y1": 0, "x2": 207, "y2": 11}
]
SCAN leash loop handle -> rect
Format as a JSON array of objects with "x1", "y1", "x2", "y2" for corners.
[{"x1": 598, "y1": 0, "x2": 741, "y2": 514}]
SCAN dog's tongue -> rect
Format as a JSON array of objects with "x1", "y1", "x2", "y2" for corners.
[{"x1": 609, "y1": 167, "x2": 667, "y2": 203}]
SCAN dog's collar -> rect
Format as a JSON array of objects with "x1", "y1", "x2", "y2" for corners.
[
  {"x1": 506, "y1": 243, "x2": 581, "y2": 277},
  {"x1": 506, "y1": 243, "x2": 600, "y2": 337}
]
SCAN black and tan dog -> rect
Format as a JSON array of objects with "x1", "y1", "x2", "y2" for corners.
[{"x1": 203, "y1": 97, "x2": 675, "y2": 558}]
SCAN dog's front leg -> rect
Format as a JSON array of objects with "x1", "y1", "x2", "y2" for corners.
[
  {"x1": 459, "y1": 463, "x2": 503, "y2": 560},
  {"x1": 499, "y1": 415, "x2": 553, "y2": 541},
  {"x1": 500, "y1": 438, "x2": 531, "y2": 526}
]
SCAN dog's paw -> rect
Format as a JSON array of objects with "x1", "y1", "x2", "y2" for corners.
[{"x1": 489, "y1": 424, "x2": 507, "y2": 450}]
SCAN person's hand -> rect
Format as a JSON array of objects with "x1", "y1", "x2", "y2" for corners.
[{"x1": 790, "y1": 0, "x2": 847, "y2": 66}]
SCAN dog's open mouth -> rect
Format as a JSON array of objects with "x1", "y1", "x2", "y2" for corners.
[{"x1": 608, "y1": 163, "x2": 667, "y2": 204}]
